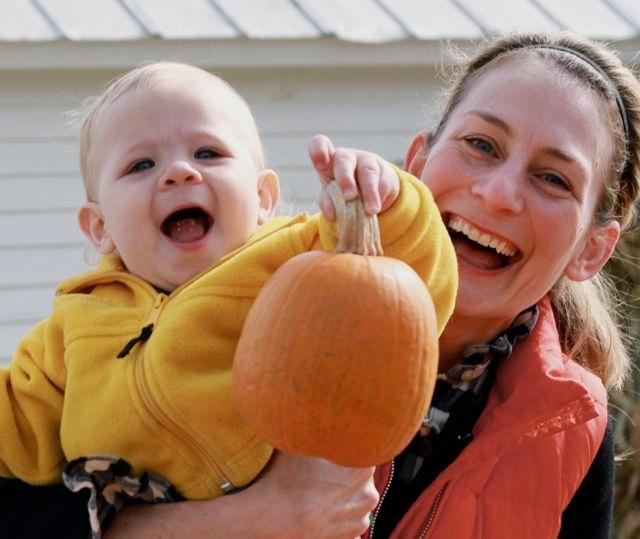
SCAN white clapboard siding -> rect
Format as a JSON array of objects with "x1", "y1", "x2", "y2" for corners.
[
  {"x1": 0, "y1": 246, "x2": 89, "y2": 286},
  {"x1": 0, "y1": 286, "x2": 58, "y2": 324},
  {"x1": 0, "y1": 176, "x2": 84, "y2": 212},
  {"x1": 0, "y1": 211, "x2": 83, "y2": 248},
  {"x1": 0, "y1": 140, "x2": 78, "y2": 175},
  {"x1": 0, "y1": 66, "x2": 441, "y2": 364},
  {"x1": 0, "y1": 322, "x2": 40, "y2": 362}
]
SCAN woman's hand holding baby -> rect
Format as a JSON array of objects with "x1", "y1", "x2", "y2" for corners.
[
  {"x1": 105, "y1": 451, "x2": 378, "y2": 539},
  {"x1": 308, "y1": 134, "x2": 399, "y2": 220}
]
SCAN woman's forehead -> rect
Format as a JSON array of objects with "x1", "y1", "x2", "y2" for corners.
[{"x1": 449, "y1": 58, "x2": 614, "y2": 168}]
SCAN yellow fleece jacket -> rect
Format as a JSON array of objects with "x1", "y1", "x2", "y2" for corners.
[{"x1": 0, "y1": 171, "x2": 457, "y2": 500}]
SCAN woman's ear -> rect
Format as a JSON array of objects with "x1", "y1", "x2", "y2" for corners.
[
  {"x1": 257, "y1": 169, "x2": 281, "y2": 225},
  {"x1": 564, "y1": 220, "x2": 620, "y2": 282},
  {"x1": 404, "y1": 131, "x2": 431, "y2": 178},
  {"x1": 77, "y1": 202, "x2": 116, "y2": 254}
]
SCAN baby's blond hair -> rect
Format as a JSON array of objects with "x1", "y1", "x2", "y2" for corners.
[{"x1": 76, "y1": 62, "x2": 265, "y2": 201}]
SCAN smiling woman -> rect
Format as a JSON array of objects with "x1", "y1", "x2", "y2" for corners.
[
  {"x1": 406, "y1": 51, "x2": 622, "y2": 354},
  {"x1": 369, "y1": 32, "x2": 640, "y2": 538}
]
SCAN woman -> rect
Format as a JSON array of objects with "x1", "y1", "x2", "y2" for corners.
[
  {"x1": 1, "y1": 31, "x2": 638, "y2": 538},
  {"x1": 364, "y1": 31, "x2": 639, "y2": 538}
]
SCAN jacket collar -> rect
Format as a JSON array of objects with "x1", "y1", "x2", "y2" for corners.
[
  {"x1": 437, "y1": 297, "x2": 603, "y2": 480},
  {"x1": 56, "y1": 215, "x2": 308, "y2": 296}
]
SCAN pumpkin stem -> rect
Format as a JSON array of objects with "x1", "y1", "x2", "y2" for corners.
[{"x1": 326, "y1": 182, "x2": 384, "y2": 256}]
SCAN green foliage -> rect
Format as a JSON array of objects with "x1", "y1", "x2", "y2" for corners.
[{"x1": 608, "y1": 231, "x2": 640, "y2": 538}]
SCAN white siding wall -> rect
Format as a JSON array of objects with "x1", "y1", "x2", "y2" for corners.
[{"x1": 0, "y1": 66, "x2": 441, "y2": 363}]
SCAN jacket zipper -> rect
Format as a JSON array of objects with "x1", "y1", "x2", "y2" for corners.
[
  {"x1": 75, "y1": 270, "x2": 235, "y2": 493},
  {"x1": 146, "y1": 293, "x2": 168, "y2": 325},
  {"x1": 135, "y1": 288, "x2": 233, "y2": 494},
  {"x1": 368, "y1": 459, "x2": 395, "y2": 539},
  {"x1": 134, "y1": 353, "x2": 233, "y2": 493},
  {"x1": 418, "y1": 482, "x2": 448, "y2": 539}
]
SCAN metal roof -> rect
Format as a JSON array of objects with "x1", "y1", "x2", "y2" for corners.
[{"x1": 0, "y1": 0, "x2": 638, "y2": 43}]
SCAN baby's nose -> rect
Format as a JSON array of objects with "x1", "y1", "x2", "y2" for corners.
[{"x1": 159, "y1": 161, "x2": 203, "y2": 188}]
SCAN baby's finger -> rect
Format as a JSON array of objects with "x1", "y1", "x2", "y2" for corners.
[
  {"x1": 318, "y1": 188, "x2": 336, "y2": 221},
  {"x1": 356, "y1": 156, "x2": 382, "y2": 215},
  {"x1": 378, "y1": 162, "x2": 401, "y2": 213},
  {"x1": 333, "y1": 148, "x2": 359, "y2": 201},
  {"x1": 308, "y1": 134, "x2": 335, "y2": 184}
]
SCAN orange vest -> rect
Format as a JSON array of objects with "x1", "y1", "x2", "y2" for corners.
[{"x1": 367, "y1": 297, "x2": 607, "y2": 538}]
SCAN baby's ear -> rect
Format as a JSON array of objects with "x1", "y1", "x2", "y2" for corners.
[
  {"x1": 257, "y1": 170, "x2": 281, "y2": 225},
  {"x1": 78, "y1": 202, "x2": 116, "y2": 254}
]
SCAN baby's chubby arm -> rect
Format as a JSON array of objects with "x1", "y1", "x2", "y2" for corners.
[
  {"x1": 0, "y1": 319, "x2": 66, "y2": 484},
  {"x1": 308, "y1": 134, "x2": 399, "y2": 219}
]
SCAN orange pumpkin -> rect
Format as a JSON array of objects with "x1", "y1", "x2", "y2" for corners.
[{"x1": 232, "y1": 183, "x2": 439, "y2": 467}]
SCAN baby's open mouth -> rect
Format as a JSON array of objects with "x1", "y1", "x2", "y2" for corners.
[
  {"x1": 161, "y1": 207, "x2": 213, "y2": 243},
  {"x1": 447, "y1": 215, "x2": 520, "y2": 270}
]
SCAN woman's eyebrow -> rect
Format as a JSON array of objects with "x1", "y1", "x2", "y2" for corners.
[
  {"x1": 540, "y1": 147, "x2": 576, "y2": 164},
  {"x1": 464, "y1": 110, "x2": 512, "y2": 135}
]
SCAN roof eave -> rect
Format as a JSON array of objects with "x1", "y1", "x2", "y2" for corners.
[{"x1": 0, "y1": 37, "x2": 470, "y2": 70}]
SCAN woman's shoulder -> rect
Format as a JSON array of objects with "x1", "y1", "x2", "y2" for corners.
[{"x1": 496, "y1": 297, "x2": 607, "y2": 412}]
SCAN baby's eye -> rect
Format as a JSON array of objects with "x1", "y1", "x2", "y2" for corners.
[
  {"x1": 195, "y1": 148, "x2": 220, "y2": 159},
  {"x1": 128, "y1": 159, "x2": 154, "y2": 174},
  {"x1": 468, "y1": 138, "x2": 495, "y2": 155}
]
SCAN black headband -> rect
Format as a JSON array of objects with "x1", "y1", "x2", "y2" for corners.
[{"x1": 528, "y1": 43, "x2": 631, "y2": 175}]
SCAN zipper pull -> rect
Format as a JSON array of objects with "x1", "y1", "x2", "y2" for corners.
[
  {"x1": 117, "y1": 324, "x2": 154, "y2": 358},
  {"x1": 117, "y1": 294, "x2": 168, "y2": 358}
]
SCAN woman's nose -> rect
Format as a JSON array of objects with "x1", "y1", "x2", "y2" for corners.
[
  {"x1": 470, "y1": 166, "x2": 524, "y2": 215},
  {"x1": 158, "y1": 161, "x2": 203, "y2": 189}
]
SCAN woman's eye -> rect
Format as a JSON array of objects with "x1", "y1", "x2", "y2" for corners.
[
  {"x1": 128, "y1": 159, "x2": 154, "y2": 174},
  {"x1": 540, "y1": 173, "x2": 570, "y2": 191},
  {"x1": 468, "y1": 138, "x2": 495, "y2": 155},
  {"x1": 195, "y1": 148, "x2": 219, "y2": 159}
]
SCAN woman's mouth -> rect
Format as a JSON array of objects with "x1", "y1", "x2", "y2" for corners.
[
  {"x1": 447, "y1": 215, "x2": 520, "y2": 270},
  {"x1": 161, "y1": 207, "x2": 213, "y2": 243}
]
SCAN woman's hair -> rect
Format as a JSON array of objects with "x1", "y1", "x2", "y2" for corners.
[{"x1": 434, "y1": 33, "x2": 640, "y2": 390}]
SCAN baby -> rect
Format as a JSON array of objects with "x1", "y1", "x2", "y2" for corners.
[{"x1": 0, "y1": 62, "x2": 457, "y2": 529}]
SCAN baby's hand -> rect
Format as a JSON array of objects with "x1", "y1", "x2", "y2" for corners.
[{"x1": 308, "y1": 134, "x2": 400, "y2": 221}]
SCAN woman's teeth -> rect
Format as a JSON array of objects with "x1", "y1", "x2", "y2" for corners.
[{"x1": 448, "y1": 215, "x2": 516, "y2": 257}]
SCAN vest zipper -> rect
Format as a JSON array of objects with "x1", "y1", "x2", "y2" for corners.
[
  {"x1": 418, "y1": 482, "x2": 448, "y2": 539},
  {"x1": 134, "y1": 340, "x2": 234, "y2": 494},
  {"x1": 368, "y1": 459, "x2": 395, "y2": 539}
]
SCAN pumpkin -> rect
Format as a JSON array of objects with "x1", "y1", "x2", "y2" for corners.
[{"x1": 232, "y1": 182, "x2": 439, "y2": 467}]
